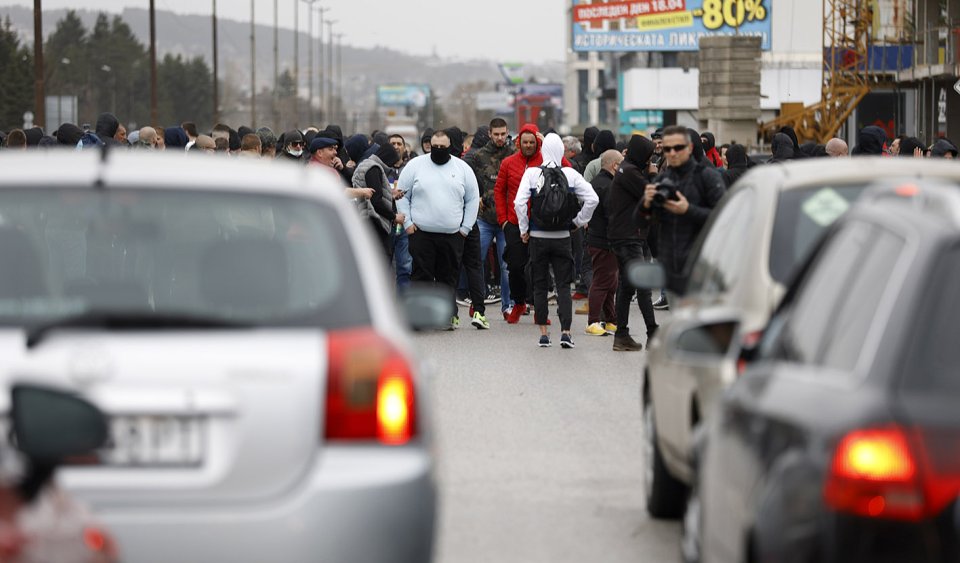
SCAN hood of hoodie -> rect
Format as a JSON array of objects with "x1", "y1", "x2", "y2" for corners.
[
  {"x1": 899, "y1": 137, "x2": 925, "y2": 157},
  {"x1": 931, "y1": 138, "x2": 959, "y2": 157},
  {"x1": 472, "y1": 126, "x2": 490, "y2": 151},
  {"x1": 324, "y1": 125, "x2": 344, "y2": 145},
  {"x1": 725, "y1": 144, "x2": 749, "y2": 168},
  {"x1": 853, "y1": 126, "x2": 887, "y2": 155},
  {"x1": 541, "y1": 133, "x2": 565, "y2": 167},
  {"x1": 582, "y1": 127, "x2": 599, "y2": 155},
  {"x1": 779, "y1": 126, "x2": 802, "y2": 154},
  {"x1": 771, "y1": 133, "x2": 795, "y2": 160},
  {"x1": 625, "y1": 135, "x2": 655, "y2": 168},
  {"x1": 444, "y1": 127, "x2": 465, "y2": 157},
  {"x1": 55, "y1": 123, "x2": 83, "y2": 146},
  {"x1": 345, "y1": 134, "x2": 370, "y2": 163},
  {"x1": 594, "y1": 130, "x2": 616, "y2": 155},
  {"x1": 687, "y1": 128, "x2": 707, "y2": 162},
  {"x1": 420, "y1": 128, "x2": 435, "y2": 146},
  {"x1": 24, "y1": 127, "x2": 43, "y2": 146},
  {"x1": 515, "y1": 123, "x2": 542, "y2": 159},
  {"x1": 375, "y1": 143, "x2": 401, "y2": 168},
  {"x1": 701, "y1": 132, "x2": 717, "y2": 151},
  {"x1": 164, "y1": 126, "x2": 188, "y2": 148},
  {"x1": 95, "y1": 113, "x2": 120, "y2": 138}
]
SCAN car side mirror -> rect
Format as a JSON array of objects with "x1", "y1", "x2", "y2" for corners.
[
  {"x1": 674, "y1": 320, "x2": 741, "y2": 359},
  {"x1": 626, "y1": 260, "x2": 687, "y2": 296},
  {"x1": 401, "y1": 284, "x2": 455, "y2": 331},
  {"x1": 11, "y1": 385, "x2": 109, "y2": 465}
]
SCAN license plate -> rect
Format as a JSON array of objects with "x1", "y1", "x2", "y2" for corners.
[{"x1": 101, "y1": 416, "x2": 205, "y2": 468}]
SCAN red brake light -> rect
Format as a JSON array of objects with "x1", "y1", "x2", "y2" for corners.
[
  {"x1": 325, "y1": 329, "x2": 417, "y2": 445},
  {"x1": 824, "y1": 426, "x2": 960, "y2": 521}
]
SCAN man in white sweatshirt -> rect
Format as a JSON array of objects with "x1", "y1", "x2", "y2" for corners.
[{"x1": 514, "y1": 133, "x2": 599, "y2": 349}]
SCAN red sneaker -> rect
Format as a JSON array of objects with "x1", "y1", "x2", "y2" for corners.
[
  {"x1": 572, "y1": 292, "x2": 588, "y2": 300},
  {"x1": 506, "y1": 303, "x2": 527, "y2": 324}
]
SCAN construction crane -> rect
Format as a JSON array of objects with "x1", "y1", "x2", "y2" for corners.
[{"x1": 760, "y1": 0, "x2": 874, "y2": 143}]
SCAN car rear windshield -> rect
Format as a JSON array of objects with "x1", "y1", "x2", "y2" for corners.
[
  {"x1": 769, "y1": 184, "x2": 868, "y2": 283},
  {"x1": 0, "y1": 189, "x2": 369, "y2": 329},
  {"x1": 905, "y1": 242, "x2": 960, "y2": 393}
]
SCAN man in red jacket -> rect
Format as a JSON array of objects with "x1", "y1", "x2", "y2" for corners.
[{"x1": 495, "y1": 124, "x2": 572, "y2": 324}]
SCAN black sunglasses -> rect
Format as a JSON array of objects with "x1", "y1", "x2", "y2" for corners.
[
  {"x1": 663, "y1": 144, "x2": 689, "y2": 153},
  {"x1": 290, "y1": 141, "x2": 304, "y2": 147}
]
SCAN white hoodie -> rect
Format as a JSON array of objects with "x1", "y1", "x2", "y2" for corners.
[{"x1": 514, "y1": 133, "x2": 599, "y2": 239}]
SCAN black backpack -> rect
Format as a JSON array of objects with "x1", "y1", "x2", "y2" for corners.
[{"x1": 530, "y1": 166, "x2": 580, "y2": 231}]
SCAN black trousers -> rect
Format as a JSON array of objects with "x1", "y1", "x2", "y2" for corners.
[
  {"x1": 459, "y1": 223, "x2": 485, "y2": 315},
  {"x1": 409, "y1": 230, "x2": 465, "y2": 312},
  {"x1": 530, "y1": 237, "x2": 574, "y2": 331},
  {"x1": 612, "y1": 239, "x2": 658, "y2": 338},
  {"x1": 502, "y1": 222, "x2": 529, "y2": 306}
]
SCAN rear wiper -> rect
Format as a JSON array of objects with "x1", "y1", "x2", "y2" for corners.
[{"x1": 25, "y1": 311, "x2": 251, "y2": 349}]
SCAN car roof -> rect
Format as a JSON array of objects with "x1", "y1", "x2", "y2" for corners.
[
  {"x1": 0, "y1": 149, "x2": 345, "y2": 202},
  {"x1": 734, "y1": 157, "x2": 960, "y2": 192}
]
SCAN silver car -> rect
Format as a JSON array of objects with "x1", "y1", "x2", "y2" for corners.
[
  {"x1": 638, "y1": 158, "x2": 960, "y2": 522},
  {"x1": 0, "y1": 150, "x2": 441, "y2": 562}
]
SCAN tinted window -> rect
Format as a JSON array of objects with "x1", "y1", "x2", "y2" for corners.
[
  {"x1": 819, "y1": 229, "x2": 905, "y2": 371},
  {"x1": 0, "y1": 189, "x2": 369, "y2": 329},
  {"x1": 686, "y1": 188, "x2": 755, "y2": 296},
  {"x1": 905, "y1": 243, "x2": 960, "y2": 393},
  {"x1": 769, "y1": 185, "x2": 867, "y2": 283},
  {"x1": 763, "y1": 222, "x2": 868, "y2": 364}
]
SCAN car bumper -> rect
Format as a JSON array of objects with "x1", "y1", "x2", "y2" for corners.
[{"x1": 88, "y1": 446, "x2": 436, "y2": 563}]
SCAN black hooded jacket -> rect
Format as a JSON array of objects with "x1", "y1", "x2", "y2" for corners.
[
  {"x1": 768, "y1": 133, "x2": 796, "y2": 163},
  {"x1": 778, "y1": 126, "x2": 805, "y2": 159},
  {"x1": 931, "y1": 138, "x2": 959, "y2": 158},
  {"x1": 462, "y1": 126, "x2": 490, "y2": 168},
  {"x1": 444, "y1": 127, "x2": 465, "y2": 158},
  {"x1": 639, "y1": 147, "x2": 726, "y2": 286},
  {"x1": 687, "y1": 128, "x2": 711, "y2": 166},
  {"x1": 607, "y1": 135, "x2": 656, "y2": 241},
  {"x1": 55, "y1": 123, "x2": 83, "y2": 147},
  {"x1": 574, "y1": 126, "x2": 600, "y2": 171},
  {"x1": 365, "y1": 143, "x2": 402, "y2": 224},
  {"x1": 721, "y1": 144, "x2": 750, "y2": 187},
  {"x1": 95, "y1": 113, "x2": 121, "y2": 146},
  {"x1": 898, "y1": 137, "x2": 926, "y2": 157},
  {"x1": 852, "y1": 126, "x2": 887, "y2": 155},
  {"x1": 586, "y1": 168, "x2": 617, "y2": 250}
]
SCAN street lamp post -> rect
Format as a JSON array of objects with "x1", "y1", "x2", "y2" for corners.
[
  {"x1": 212, "y1": 0, "x2": 219, "y2": 125},
  {"x1": 149, "y1": 0, "x2": 157, "y2": 127},
  {"x1": 293, "y1": 0, "x2": 299, "y2": 123},
  {"x1": 300, "y1": 0, "x2": 317, "y2": 125},
  {"x1": 335, "y1": 32, "x2": 343, "y2": 126},
  {"x1": 313, "y1": 4, "x2": 329, "y2": 123},
  {"x1": 250, "y1": 0, "x2": 256, "y2": 126},
  {"x1": 33, "y1": 0, "x2": 45, "y2": 129}
]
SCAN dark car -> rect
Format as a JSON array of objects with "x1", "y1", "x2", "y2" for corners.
[{"x1": 688, "y1": 181, "x2": 960, "y2": 563}]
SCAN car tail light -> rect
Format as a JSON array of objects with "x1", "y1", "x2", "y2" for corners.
[
  {"x1": 325, "y1": 328, "x2": 417, "y2": 445},
  {"x1": 736, "y1": 330, "x2": 764, "y2": 375},
  {"x1": 824, "y1": 426, "x2": 960, "y2": 521}
]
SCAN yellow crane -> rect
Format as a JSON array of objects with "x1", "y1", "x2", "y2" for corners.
[{"x1": 760, "y1": 0, "x2": 874, "y2": 143}]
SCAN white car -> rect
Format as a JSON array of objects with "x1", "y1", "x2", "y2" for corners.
[{"x1": 0, "y1": 150, "x2": 442, "y2": 562}]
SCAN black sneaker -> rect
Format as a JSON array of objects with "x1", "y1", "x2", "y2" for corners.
[
  {"x1": 653, "y1": 295, "x2": 669, "y2": 310},
  {"x1": 538, "y1": 334, "x2": 552, "y2": 348},
  {"x1": 613, "y1": 334, "x2": 643, "y2": 352},
  {"x1": 560, "y1": 333, "x2": 575, "y2": 349}
]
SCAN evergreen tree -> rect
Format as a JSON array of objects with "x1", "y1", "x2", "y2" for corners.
[
  {"x1": 158, "y1": 54, "x2": 213, "y2": 129},
  {"x1": 0, "y1": 17, "x2": 34, "y2": 132}
]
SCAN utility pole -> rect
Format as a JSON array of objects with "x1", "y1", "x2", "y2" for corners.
[
  {"x1": 273, "y1": 0, "x2": 279, "y2": 126},
  {"x1": 301, "y1": 0, "x2": 316, "y2": 125},
  {"x1": 250, "y1": 0, "x2": 256, "y2": 126},
  {"x1": 324, "y1": 20, "x2": 335, "y2": 124},
  {"x1": 314, "y1": 4, "x2": 329, "y2": 124},
  {"x1": 212, "y1": 0, "x2": 219, "y2": 125},
  {"x1": 336, "y1": 33, "x2": 343, "y2": 126},
  {"x1": 293, "y1": 0, "x2": 299, "y2": 123},
  {"x1": 33, "y1": 0, "x2": 45, "y2": 129},
  {"x1": 150, "y1": 0, "x2": 158, "y2": 126}
]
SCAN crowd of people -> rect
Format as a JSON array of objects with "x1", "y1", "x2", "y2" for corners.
[{"x1": 2, "y1": 112, "x2": 958, "y2": 350}]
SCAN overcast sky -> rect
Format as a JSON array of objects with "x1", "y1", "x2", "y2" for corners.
[{"x1": 0, "y1": 0, "x2": 569, "y2": 62}]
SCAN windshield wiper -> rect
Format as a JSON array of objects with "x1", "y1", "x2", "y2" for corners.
[{"x1": 25, "y1": 311, "x2": 251, "y2": 350}]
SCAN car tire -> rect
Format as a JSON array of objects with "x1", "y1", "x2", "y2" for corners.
[{"x1": 643, "y1": 395, "x2": 689, "y2": 519}]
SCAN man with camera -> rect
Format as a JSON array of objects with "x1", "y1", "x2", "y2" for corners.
[
  {"x1": 607, "y1": 134, "x2": 661, "y2": 352},
  {"x1": 640, "y1": 124, "x2": 726, "y2": 297}
]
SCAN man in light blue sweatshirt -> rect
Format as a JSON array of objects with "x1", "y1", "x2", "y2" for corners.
[{"x1": 397, "y1": 130, "x2": 480, "y2": 329}]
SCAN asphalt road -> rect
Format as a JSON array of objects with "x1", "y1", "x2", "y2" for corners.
[{"x1": 416, "y1": 302, "x2": 681, "y2": 563}]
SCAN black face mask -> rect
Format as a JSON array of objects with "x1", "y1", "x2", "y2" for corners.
[{"x1": 430, "y1": 146, "x2": 451, "y2": 165}]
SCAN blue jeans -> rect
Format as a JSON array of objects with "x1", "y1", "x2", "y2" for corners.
[
  {"x1": 478, "y1": 219, "x2": 512, "y2": 312},
  {"x1": 393, "y1": 229, "x2": 412, "y2": 290}
]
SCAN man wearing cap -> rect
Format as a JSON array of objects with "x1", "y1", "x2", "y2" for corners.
[{"x1": 309, "y1": 136, "x2": 374, "y2": 200}]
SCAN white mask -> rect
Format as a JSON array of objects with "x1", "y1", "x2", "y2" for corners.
[{"x1": 287, "y1": 148, "x2": 303, "y2": 158}]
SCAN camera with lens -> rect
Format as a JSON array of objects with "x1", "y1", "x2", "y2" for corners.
[{"x1": 651, "y1": 177, "x2": 680, "y2": 209}]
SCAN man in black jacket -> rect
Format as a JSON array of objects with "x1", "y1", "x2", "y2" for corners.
[
  {"x1": 584, "y1": 149, "x2": 623, "y2": 337},
  {"x1": 607, "y1": 135, "x2": 660, "y2": 351},
  {"x1": 638, "y1": 125, "x2": 726, "y2": 294}
]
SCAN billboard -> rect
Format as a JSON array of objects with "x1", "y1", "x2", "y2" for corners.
[
  {"x1": 572, "y1": 0, "x2": 772, "y2": 52},
  {"x1": 377, "y1": 85, "x2": 431, "y2": 108}
]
